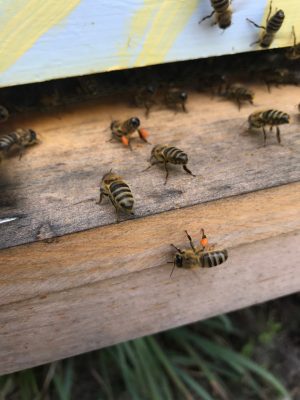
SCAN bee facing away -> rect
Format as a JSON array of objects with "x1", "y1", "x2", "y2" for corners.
[
  {"x1": 144, "y1": 144, "x2": 196, "y2": 185},
  {"x1": 110, "y1": 117, "x2": 150, "y2": 149},
  {"x1": 97, "y1": 171, "x2": 134, "y2": 222},
  {"x1": 0, "y1": 106, "x2": 9, "y2": 122},
  {"x1": 246, "y1": 2, "x2": 285, "y2": 48},
  {"x1": 199, "y1": 0, "x2": 232, "y2": 30},
  {"x1": 170, "y1": 229, "x2": 228, "y2": 277},
  {"x1": 0, "y1": 128, "x2": 39, "y2": 162},
  {"x1": 248, "y1": 109, "x2": 290, "y2": 145},
  {"x1": 134, "y1": 85, "x2": 156, "y2": 117},
  {"x1": 222, "y1": 84, "x2": 254, "y2": 110},
  {"x1": 286, "y1": 26, "x2": 300, "y2": 60},
  {"x1": 164, "y1": 87, "x2": 188, "y2": 113}
]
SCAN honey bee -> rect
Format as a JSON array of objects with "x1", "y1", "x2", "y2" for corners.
[
  {"x1": 110, "y1": 117, "x2": 150, "y2": 149},
  {"x1": 97, "y1": 171, "x2": 134, "y2": 222},
  {"x1": 144, "y1": 144, "x2": 195, "y2": 184},
  {"x1": 170, "y1": 229, "x2": 228, "y2": 277},
  {"x1": 164, "y1": 88, "x2": 188, "y2": 112},
  {"x1": 248, "y1": 109, "x2": 290, "y2": 145},
  {"x1": 199, "y1": 0, "x2": 232, "y2": 30},
  {"x1": 0, "y1": 106, "x2": 9, "y2": 122},
  {"x1": 0, "y1": 129, "x2": 39, "y2": 162},
  {"x1": 222, "y1": 84, "x2": 254, "y2": 110},
  {"x1": 134, "y1": 85, "x2": 156, "y2": 117},
  {"x1": 286, "y1": 26, "x2": 300, "y2": 60},
  {"x1": 247, "y1": 2, "x2": 285, "y2": 48}
]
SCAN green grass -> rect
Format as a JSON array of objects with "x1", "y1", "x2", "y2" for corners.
[{"x1": 0, "y1": 311, "x2": 291, "y2": 400}]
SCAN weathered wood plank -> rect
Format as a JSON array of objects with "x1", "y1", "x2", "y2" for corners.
[
  {"x1": 0, "y1": 182, "x2": 299, "y2": 374},
  {"x1": 0, "y1": 0, "x2": 299, "y2": 88},
  {"x1": 1, "y1": 84, "x2": 299, "y2": 249}
]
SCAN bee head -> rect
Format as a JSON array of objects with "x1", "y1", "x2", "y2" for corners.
[
  {"x1": 180, "y1": 92, "x2": 188, "y2": 101},
  {"x1": 130, "y1": 117, "x2": 140, "y2": 129},
  {"x1": 276, "y1": 10, "x2": 285, "y2": 19},
  {"x1": 283, "y1": 114, "x2": 290, "y2": 124},
  {"x1": 174, "y1": 253, "x2": 183, "y2": 268},
  {"x1": 29, "y1": 129, "x2": 37, "y2": 142}
]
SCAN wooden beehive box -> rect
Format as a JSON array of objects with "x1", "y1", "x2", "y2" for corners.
[{"x1": 0, "y1": 0, "x2": 300, "y2": 375}]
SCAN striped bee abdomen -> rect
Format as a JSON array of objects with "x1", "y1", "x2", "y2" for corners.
[
  {"x1": 0, "y1": 132, "x2": 18, "y2": 150},
  {"x1": 212, "y1": 0, "x2": 229, "y2": 13},
  {"x1": 110, "y1": 181, "x2": 134, "y2": 213},
  {"x1": 163, "y1": 147, "x2": 188, "y2": 165},
  {"x1": 266, "y1": 10, "x2": 285, "y2": 33},
  {"x1": 201, "y1": 250, "x2": 228, "y2": 268},
  {"x1": 262, "y1": 110, "x2": 290, "y2": 125}
]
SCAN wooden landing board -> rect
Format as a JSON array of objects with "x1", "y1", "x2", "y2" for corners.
[
  {"x1": 0, "y1": 183, "x2": 300, "y2": 375},
  {"x1": 0, "y1": 83, "x2": 300, "y2": 249},
  {"x1": 0, "y1": 0, "x2": 299, "y2": 88}
]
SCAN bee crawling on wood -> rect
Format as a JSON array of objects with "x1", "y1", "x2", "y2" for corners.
[
  {"x1": 199, "y1": 0, "x2": 233, "y2": 30},
  {"x1": 97, "y1": 171, "x2": 135, "y2": 222},
  {"x1": 110, "y1": 117, "x2": 150, "y2": 149},
  {"x1": 248, "y1": 109, "x2": 290, "y2": 146},
  {"x1": 286, "y1": 26, "x2": 300, "y2": 60},
  {"x1": 0, "y1": 106, "x2": 9, "y2": 123},
  {"x1": 246, "y1": 1, "x2": 285, "y2": 48},
  {"x1": 134, "y1": 85, "x2": 157, "y2": 117},
  {"x1": 169, "y1": 229, "x2": 228, "y2": 277},
  {"x1": 144, "y1": 144, "x2": 196, "y2": 185},
  {"x1": 222, "y1": 84, "x2": 254, "y2": 110},
  {"x1": 164, "y1": 87, "x2": 188, "y2": 113},
  {"x1": 0, "y1": 128, "x2": 39, "y2": 162}
]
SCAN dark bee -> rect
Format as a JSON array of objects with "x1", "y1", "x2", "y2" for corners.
[
  {"x1": 170, "y1": 229, "x2": 228, "y2": 277},
  {"x1": 222, "y1": 84, "x2": 254, "y2": 109},
  {"x1": 248, "y1": 109, "x2": 290, "y2": 145},
  {"x1": 199, "y1": 0, "x2": 232, "y2": 30},
  {"x1": 110, "y1": 117, "x2": 149, "y2": 149},
  {"x1": 97, "y1": 171, "x2": 134, "y2": 222},
  {"x1": 134, "y1": 85, "x2": 156, "y2": 117},
  {"x1": 0, "y1": 128, "x2": 39, "y2": 162},
  {"x1": 0, "y1": 106, "x2": 9, "y2": 123},
  {"x1": 286, "y1": 26, "x2": 300, "y2": 60},
  {"x1": 144, "y1": 144, "x2": 195, "y2": 184},
  {"x1": 247, "y1": 2, "x2": 285, "y2": 48},
  {"x1": 164, "y1": 87, "x2": 188, "y2": 112}
]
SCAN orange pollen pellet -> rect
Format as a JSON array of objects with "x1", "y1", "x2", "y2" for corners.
[
  {"x1": 121, "y1": 136, "x2": 129, "y2": 146},
  {"x1": 138, "y1": 128, "x2": 149, "y2": 139},
  {"x1": 201, "y1": 238, "x2": 208, "y2": 247}
]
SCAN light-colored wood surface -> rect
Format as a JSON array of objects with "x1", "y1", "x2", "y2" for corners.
[
  {"x1": 0, "y1": 0, "x2": 299, "y2": 87},
  {"x1": 1, "y1": 84, "x2": 300, "y2": 249},
  {"x1": 0, "y1": 182, "x2": 300, "y2": 374}
]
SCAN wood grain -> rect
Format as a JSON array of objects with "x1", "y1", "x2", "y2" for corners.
[
  {"x1": 0, "y1": 182, "x2": 300, "y2": 374},
  {"x1": 1, "y1": 84, "x2": 300, "y2": 249}
]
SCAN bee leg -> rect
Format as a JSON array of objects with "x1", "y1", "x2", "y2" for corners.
[
  {"x1": 18, "y1": 145, "x2": 25, "y2": 160},
  {"x1": 246, "y1": 18, "x2": 266, "y2": 30},
  {"x1": 185, "y1": 230, "x2": 197, "y2": 253},
  {"x1": 96, "y1": 189, "x2": 107, "y2": 205},
  {"x1": 163, "y1": 163, "x2": 169, "y2": 185},
  {"x1": 266, "y1": 0, "x2": 273, "y2": 23},
  {"x1": 182, "y1": 102, "x2": 188, "y2": 113},
  {"x1": 237, "y1": 99, "x2": 241, "y2": 111},
  {"x1": 170, "y1": 262, "x2": 176, "y2": 278},
  {"x1": 142, "y1": 160, "x2": 160, "y2": 172},
  {"x1": 276, "y1": 127, "x2": 281, "y2": 144},
  {"x1": 183, "y1": 165, "x2": 196, "y2": 177},
  {"x1": 199, "y1": 10, "x2": 215, "y2": 24},
  {"x1": 262, "y1": 127, "x2": 267, "y2": 146}
]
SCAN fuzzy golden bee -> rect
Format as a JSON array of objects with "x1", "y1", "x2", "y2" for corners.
[
  {"x1": 247, "y1": 2, "x2": 285, "y2": 48},
  {"x1": 0, "y1": 128, "x2": 39, "y2": 162},
  {"x1": 222, "y1": 84, "x2": 254, "y2": 110},
  {"x1": 286, "y1": 26, "x2": 300, "y2": 60},
  {"x1": 97, "y1": 171, "x2": 134, "y2": 221},
  {"x1": 134, "y1": 85, "x2": 156, "y2": 117},
  {"x1": 248, "y1": 109, "x2": 290, "y2": 145},
  {"x1": 199, "y1": 0, "x2": 232, "y2": 30},
  {"x1": 0, "y1": 106, "x2": 9, "y2": 123},
  {"x1": 110, "y1": 117, "x2": 150, "y2": 149},
  {"x1": 170, "y1": 229, "x2": 228, "y2": 277},
  {"x1": 164, "y1": 88, "x2": 188, "y2": 113},
  {"x1": 144, "y1": 144, "x2": 195, "y2": 184}
]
